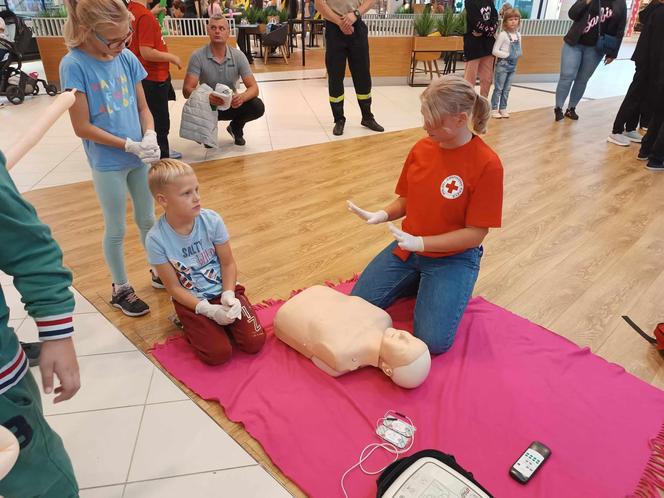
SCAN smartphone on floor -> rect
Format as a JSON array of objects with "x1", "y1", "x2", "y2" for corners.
[{"x1": 509, "y1": 441, "x2": 551, "y2": 484}]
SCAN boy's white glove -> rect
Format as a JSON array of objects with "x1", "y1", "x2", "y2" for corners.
[
  {"x1": 388, "y1": 223, "x2": 424, "y2": 252},
  {"x1": 221, "y1": 290, "x2": 242, "y2": 320},
  {"x1": 125, "y1": 130, "x2": 160, "y2": 163},
  {"x1": 195, "y1": 299, "x2": 235, "y2": 326},
  {"x1": 346, "y1": 200, "x2": 389, "y2": 224}
]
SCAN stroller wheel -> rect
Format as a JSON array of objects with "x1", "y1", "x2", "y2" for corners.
[
  {"x1": 6, "y1": 85, "x2": 25, "y2": 105},
  {"x1": 32, "y1": 86, "x2": 40, "y2": 95},
  {"x1": 45, "y1": 84, "x2": 58, "y2": 97}
]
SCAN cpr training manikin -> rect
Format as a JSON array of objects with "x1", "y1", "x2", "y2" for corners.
[{"x1": 273, "y1": 286, "x2": 431, "y2": 388}]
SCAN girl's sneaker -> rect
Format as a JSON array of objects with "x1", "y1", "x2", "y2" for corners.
[
  {"x1": 565, "y1": 107, "x2": 579, "y2": 120},
  {"x1": 499, "y1": 110, "x2": 510, "y2": 118},
  {"x1": 111, "y1": 285, "x2": 150, "y2": 317},
  {"x1": 554, "y1": 107, "x2": 564, "y2": 121},
  {"x1": 491, "y1": 110, "x2": 502, "y2": 119}
]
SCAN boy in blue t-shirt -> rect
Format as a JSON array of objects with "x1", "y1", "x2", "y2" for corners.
[{"x1": 145, "y1": 160, "x2": 265, "y2": 364}]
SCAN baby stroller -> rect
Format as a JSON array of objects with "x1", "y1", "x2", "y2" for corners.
[{"x1": 0, "y1": 10, "x2": 58, "y2": 105}]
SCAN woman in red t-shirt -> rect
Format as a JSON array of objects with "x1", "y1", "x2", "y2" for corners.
[{"x1": 348, "y1": 75, "x2": 504, "y2": 354}]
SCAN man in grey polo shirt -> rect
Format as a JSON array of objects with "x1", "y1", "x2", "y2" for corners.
[{"x1": 183, "y1": 15, "x2": 265, "y2": 146}]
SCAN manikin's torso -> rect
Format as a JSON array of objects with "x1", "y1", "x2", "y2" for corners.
[{"x1": 273, "y1": 286, "x2": 389, "y2": 375}]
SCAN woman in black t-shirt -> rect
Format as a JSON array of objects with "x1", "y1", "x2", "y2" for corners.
[
  {"x1": 463, "y1": 0, "x2": 499, "y2": 98},
  {"x1": 554, "y1": 0, "x2": 626, "y2": 121}
]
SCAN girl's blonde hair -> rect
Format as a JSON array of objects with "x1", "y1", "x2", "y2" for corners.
[
  {"x1": 420, "y1": 75, "x2": 491, "y2": 134},
  {"x1": 63, "y1": 0, "x2": 131, "y2": 49},
  {"x1": 148, "y1": 159, "x2": 195, "y2": 196},
  {"x1": 502, "y1": 8, "x2": 521, "y2": 29}
]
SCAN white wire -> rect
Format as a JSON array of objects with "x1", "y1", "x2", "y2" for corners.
[{"x1": 340, "y1": 410, "x2": 416, "y2": 498}]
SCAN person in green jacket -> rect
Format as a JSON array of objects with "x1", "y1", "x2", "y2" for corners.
[{"x1": 0, "y1": 150, "x2": 81, "y2": 497}]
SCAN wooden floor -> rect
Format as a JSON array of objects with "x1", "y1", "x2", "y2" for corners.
[{"x1": 23, "y1": 97, "x2": 664, "y2": 496}]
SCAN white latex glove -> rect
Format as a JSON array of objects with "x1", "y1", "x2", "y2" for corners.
[
  {"x1": 221, "y1": 290, "x2": 242, "y2": 320},
  {"x1": 346, "y1": 200, "x2": 389, "y2": 224},
  {"x1": 141, "y1": 129, "x2": 158, "y2": 150},
  {"x1": 388, "y1": 222, "x2": 424, "y2": 252},
  {"x1": 195, "y1": 299, "x2": 235, "y2": 326},
  {"x1": 125, "y1": 130, "x2": 160, "y2": 163}
]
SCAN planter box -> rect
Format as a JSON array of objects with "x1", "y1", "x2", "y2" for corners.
[{"x1": 412, "y1": 35, "x2": 462, "y2": 53}]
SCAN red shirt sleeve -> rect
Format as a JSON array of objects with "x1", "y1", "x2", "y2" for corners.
[
  {"x1": 465, "y1": 157, "x2": 504, "y2": 228},
  {"x1": 395, "y1": 148, "x2": 416, "y2": 197},
  {"x1": 136, "y1": 14, "x2": 159, "y2": 49}
]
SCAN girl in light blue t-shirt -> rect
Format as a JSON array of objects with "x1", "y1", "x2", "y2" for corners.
[{"x1": 60, "y1": 0, "x2": 161, "y2": 317}]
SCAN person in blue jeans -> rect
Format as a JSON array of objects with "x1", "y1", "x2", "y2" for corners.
[
  {"x1": 347, "y1": 76, "x2": 504, "y2": 354},
  {"x1": 554, "y1": 0, "x2": 626, "y2": 122},
  {"x1": 490, "y1": 9, "x2": 522, "y2": 119}
]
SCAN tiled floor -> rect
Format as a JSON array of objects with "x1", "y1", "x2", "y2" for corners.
[{"x1": 0, "y1": 56, "x2": 633, "y2": 496}]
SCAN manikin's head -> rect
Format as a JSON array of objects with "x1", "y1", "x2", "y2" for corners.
[{"x1": 379, "y1": 328, "x2": 431, "y2": 388}]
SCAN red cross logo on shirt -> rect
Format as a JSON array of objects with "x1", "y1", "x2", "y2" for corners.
[
  {"x1": 440, "y1": 175, "x2": 464, "y2": 199},
  {"x1": 445, "y1": 180, "x2": 460, "y2": 194}
]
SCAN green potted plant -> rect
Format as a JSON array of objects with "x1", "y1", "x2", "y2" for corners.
[{"x1": 434, "y1": 8, "x2": 464, "y2": 50}]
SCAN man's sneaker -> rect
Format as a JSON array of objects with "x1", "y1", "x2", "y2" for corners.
[
  {"x1": 646, "y1": 158, "x2": 664, "y2": 172},
  {"x1": 499, "y1": 109, "x2": 510, "y2": 118},
  {"x1": 565, "y1": 107, "x2": 579, "y2": 120},
  {"x1": 169, "y1": 149, "x2": 183, "y2": 159},
  {"x1": 623, "y1": 130, "x2": 643, "y2": 143},
  {"x1": 110, "y1": 285, "x2": 150, "y2": 317},
  {"x1": 607, "y1": 133, "x2": 631, "y2": 146},
  {"x1": 637, "y1": 149, "x2": 650, "y2": 161},
  {"x1": 333, "y1": 118, "x2": 345, "y2": 136},
  {"x1": 491, "y1": 110, "x2": 502, "y2": 119},
  {"x1": 151, "y1": 270, "x2": 165, "y2": 289},
  {"x1": 361, "y1": 118, "x2": 384, "y2": 132},
  {"x1": 20, "y1": 341, "x2": 42, "y2": 367},
  {"x1": 226, "y1": 125, "x2": 245, "y2": 146},
  {"x1": 554, "y1": 107, "x2": 564, "y2": 122}
]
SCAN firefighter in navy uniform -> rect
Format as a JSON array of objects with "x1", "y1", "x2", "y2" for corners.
[{"x1": 315, "y1": 0, "x2": 384, "y2": 136}]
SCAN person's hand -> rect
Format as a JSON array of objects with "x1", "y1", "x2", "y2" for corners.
[
  {"x1": 341, "y1": 12, "x2": 356, "y2": 29},
  {"x1": 388, "y1": 223, "x2": 424, "y2": 252},
  {"x1": 195, "y1": 299, "x2": 236, "y2": 325},
  {"x1": 221, "y1": 290, "x2": 242, "y2": 320},
  {"x1": 39, "y1": 338, "x2": 80, "y2": 404},
  {"x1": 604, "y1": 56, "x2": 615, "y2": 65},
  {"x1": 140, "y1": 130, "x2": 161, "y2": 163},
  {"x1": 347, "y1": 200, "x2": 389, "y2": 224},
  {"x1": 472, "y1": 30, "x2": 482, "y2": 37},
  {"x1": 231, "y1": 93, "x2": 245, "y2": 109},
  {"x1": 125, "y1": 131, "x2": 160, "y2": 163},
  {"x1": 209, "y1": 93, "x2": 227, "y2": 107},
  {"x1": 170, "y1": 54, "x2": 183, "y2": 69},
  {"x1": 338, "y1": 18, "x2": 354, "y2": 35},
  {"x1": 151, "y1": 4, "x2": 167, "y2": 15}
]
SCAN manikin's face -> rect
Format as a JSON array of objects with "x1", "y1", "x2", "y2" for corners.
[
  {"x1": 380, "y1": 328, "x2": 427, "y2": 368},
  {"x1": 156, "y1": 173, "x2": 202, "y2": 219}
]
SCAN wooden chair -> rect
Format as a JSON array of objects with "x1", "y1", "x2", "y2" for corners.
[{"x1": 261, "y1": 24, "x2": 289, "y2": 64}]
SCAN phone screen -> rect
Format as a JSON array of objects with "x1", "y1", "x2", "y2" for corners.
[{"x1": 510, "y1": 442, "x2": 550, "y2": 483}]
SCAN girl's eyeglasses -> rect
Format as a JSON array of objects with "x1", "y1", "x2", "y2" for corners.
[{"x1": 94, "y1": 28, "x2": 133, "y2": 50}]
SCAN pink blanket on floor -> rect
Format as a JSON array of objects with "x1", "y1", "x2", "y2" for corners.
[{"x1": 152, "y1": 282, "x2": 664, "y2": 497}]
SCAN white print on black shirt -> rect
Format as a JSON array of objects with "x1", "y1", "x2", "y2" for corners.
[
  {"x1": 583, "y1": 6, "x2": 613, "y2": 33},
  {"x1": 480, "y1": 5, "x2": 491, "y2": 20}
]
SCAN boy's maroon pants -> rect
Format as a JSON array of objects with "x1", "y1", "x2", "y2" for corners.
[{"x1": 172, "y1": 284, "x2": 266, "y2": 365}]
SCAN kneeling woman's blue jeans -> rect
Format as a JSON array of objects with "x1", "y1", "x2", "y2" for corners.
[{"x1": 351, "y1": 242, "x2": 482, "y2": 354}]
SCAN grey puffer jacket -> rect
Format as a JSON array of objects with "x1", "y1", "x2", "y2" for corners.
[{"x1": 179, "y1": 84, "x2": 218, "y2": 149}]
